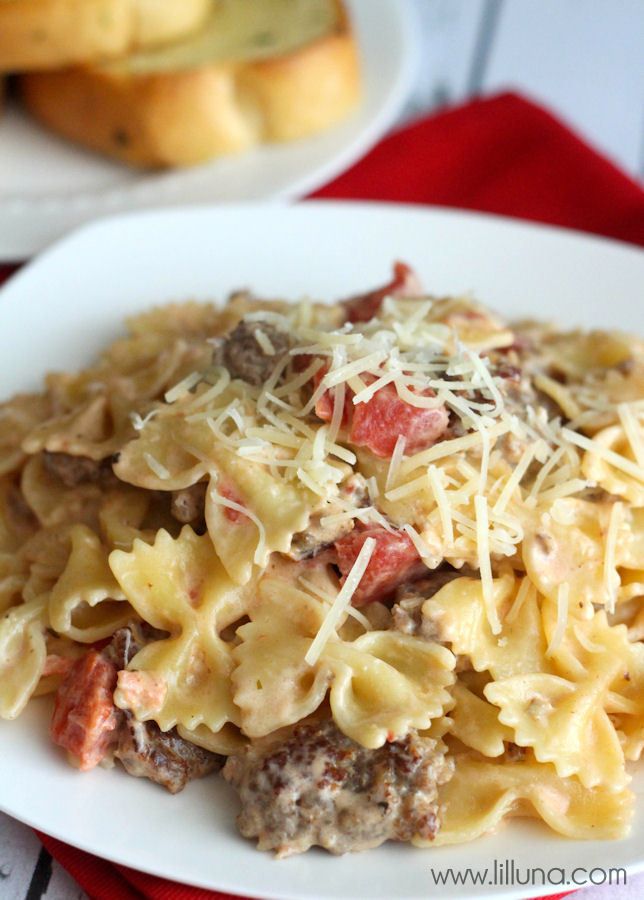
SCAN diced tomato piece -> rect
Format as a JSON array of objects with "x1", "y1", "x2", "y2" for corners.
[
  {"x1": 315, "y1": 389, "x2": 334, "y2": 422},
  {"x1": 313, "y1": 365, "x2": 333, "y2": 422},
  {"x1": 50, "y1": 651, "x2": 119, "y2": 771},
  {"x1": 349, "y1": 383, "x2": 449, "y2": 458},
  {"x1": 335, "y1": 527, "x2": 426, "y2": 606},
  {"x1": 315, "y1": 368, "x2": 448, "y2": 459},
  {"x1": 116, "y1": 671, "x2": 167, "y2": 716},
  {"x1": 342, "y1": 262, "x2": 424, "y2": 324},
  {"x1": 313, "y1": 365, "x2": 353, "y2": 425}
]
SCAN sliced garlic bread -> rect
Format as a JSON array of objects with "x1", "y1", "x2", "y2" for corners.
[
  {"x1": 0, "y1": 0, "x2": 210, "y2": 72},
  {"x1": 19, "y1": 0, "x2": 360, "y2": 168}
]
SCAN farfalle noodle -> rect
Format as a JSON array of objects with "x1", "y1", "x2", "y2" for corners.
[
  {"x1": 110, "y1": 527, "x2": 249, "y2": 733},
  {"x1": 48, "y1": 524, "x2": 132, "y2": 642},
  {"x1": 233, "y1": 573, "x2": 455, "y2": 746},
  {"x1": 428, "y1": 754, "x2": 633, "y2": 846}
]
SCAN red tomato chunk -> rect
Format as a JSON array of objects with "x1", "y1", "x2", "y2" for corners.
[
  {"x1": 316, "y1": 376, "x2": 448, "y2": 460},
  {"x1": 314, "y1": 371, "x2": 352, "y2": 426},
  {"x1": 349, "y1": 384, "x2": 449, "y2": 458},
  {"x1": 335, "y1": 527, "x2": 426, "y2": 606},
  {"x1": 50, "y1": 650, "x2": 119, "y2": 771},
  {"x1": 342, "y1": 262, "x2": 423, "y2": 323}
]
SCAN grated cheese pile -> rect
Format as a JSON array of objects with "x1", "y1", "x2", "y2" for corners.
[{"x1": 143, "y1": 288, "x2": 644, "y2": 654}]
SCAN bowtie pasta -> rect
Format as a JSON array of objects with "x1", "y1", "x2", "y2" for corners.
[{"x1": 1, "y1": 264, "x2": 644, "y2": 856}]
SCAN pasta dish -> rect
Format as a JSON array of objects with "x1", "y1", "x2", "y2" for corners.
[{"x1": 1, "y1": 263, "x2": 642, "y2": 856}]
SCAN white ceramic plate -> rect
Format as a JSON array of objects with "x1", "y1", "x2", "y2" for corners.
[
  {"x1": 1, "y1": 203, "x2": 643, "y2": 900},
  {"x1": 0, "y1": 0, "x2": 415, "y2": 261}
]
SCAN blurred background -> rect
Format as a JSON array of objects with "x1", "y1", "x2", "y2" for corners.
[
  {"x1": 2, "y1": 0, "x2": 643, "y2": 259},
  {"x1": 404, "y1": 0, "x2": 644, "y2": 180}
]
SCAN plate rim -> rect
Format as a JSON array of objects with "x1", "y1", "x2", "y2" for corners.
[{"x1": 2, "y1": 198, "x2": 643, "y2": 301}]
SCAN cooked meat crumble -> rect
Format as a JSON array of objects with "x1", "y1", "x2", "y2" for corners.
[
  {"x1": 42, "y1": 451, "x2": 117, "y2": 488},
  {"x1": 289, "y1": 474, "x2": 370, "y2": 560},
  {"x1": 505, "y1": 742, "x2": 527, "y2": 762},
  {"x1": 223, "y1": 720, "x2": 453, "y2": 857},
  {"x1": 104, "y1": 622, "x2": 167, "y2": 669},
  {"x1": 115, "y1": 714, "x2": 223, "y2": 794},
  {"x1": 213, "y1": 321, "x2": 291, "y2": 387},
  {"x1": 170, "y1": 482, "x2": 207, "y2": 524},
  {"x1": 51, "y1": 624, "x2": 221, "y2": 792},
  {"x1": 392, "y1": 567, "x2": 473, "y2": 638}
]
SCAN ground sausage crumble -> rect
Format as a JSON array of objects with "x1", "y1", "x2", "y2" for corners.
[{"x1": 223, "y1": 720, "x2": 453, "y2": 857}]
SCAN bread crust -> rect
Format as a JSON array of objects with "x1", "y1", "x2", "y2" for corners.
[
  {"x1": 0, "y1": 0, "x2": 210, "y2": 72},
  {"x1": 19, "y1": 0, "x2": 360, "y2": 168}
]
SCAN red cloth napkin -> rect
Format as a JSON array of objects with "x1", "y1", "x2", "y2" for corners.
[
  {"x1": 313, "y1": 91, "x2": 644, "y2": 246},
  {"x1": 6, "y1": 90, "x2": 641, "y2": 899}
]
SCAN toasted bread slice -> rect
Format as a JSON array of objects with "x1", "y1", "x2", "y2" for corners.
[
  {"x1": 0, "y1": 0, "x2": 210, "y2": 72},
  {"x1": 19, "y1": 0, "x2": 360, "y2": 168}
]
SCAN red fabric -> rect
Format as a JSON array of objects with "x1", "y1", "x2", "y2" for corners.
[
  {"x1": 313, "y1": 91, "x2": 644, "y2": 247},
  {"x1": 13, "y1": 89, "x2": 642, "y2": 898},
  {"x1": 37, "y1": 833, "x2": 240, "y2": 900}
]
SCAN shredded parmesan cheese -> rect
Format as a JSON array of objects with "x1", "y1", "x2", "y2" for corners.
[
  {"x1": 527, "y1": 445, "x2": 568, "y2": 504},
  {"x1": 562, "y1": 427, "x2": 644, "y2": 484},
  {"x1": 402, "y1": 523, "x2": 440, "y2": 568},
  {"x1": 474, "y1": 495, "x2": 501, "y2": 635},
  {"x1": 618, "y1": 403, "x2": 644, "y2": 468},
  {"x1": 143, "y1": 453, "x2": 170, "y2": 480},
  {"x1": 476, "y1": 418, "x2": 491, "y2": 490},
  {"x1": 494, "y1": 444, "x2": 538, "y2": 514},
  {"x1": 296, "y1": 467, "x2": 328, "y2": 497},
  {"x1": 505, "y1": 578, "x2": 535, "y2": 624},
  {"x1": 185, "y1": 368, "x2": 231, "y2": 412},
  {"x1": 312, "y1": 425, "x2": 328, "y2": 463},
  {"x1": 352, "y1": 372, "x2": 396, "y2": 405},
  {"x1": 129, "y1": 409, "x2": 159, "y2": 431},
  {"x1": 427, "y1": 465, "x2": 454, "y2": 548},
  {"x1": 164, "y1": 371, "x2": 201, "y2": 403},
  {"x1": 546, "y1": 583, "x2": 570, "y2": 657},
  {"x1": 385, "y1": 473, "x2": 433, "y2": 502},
  {"x1": 254, "y1": 328, "x2": 276, "y2": 355},
  {"x1": 124, "y1": 285, "x2": 642, "y2": 688},
  {"x1": 274, "y1": 358, "x2": 324, "y2": 399},
  {"x1": 399, "y1": 422, "x2": 510, "y2": 478},
  {"x1": 305, "y1": 537, "x2": 376, "y2": 666},
  {"x1": 209, "y1": 489, "x2": 267, "y2": 565},
  {"x1": 328, "y1": 382, "x2": 346, "y2": 447},
  {"x1": 346, "y1": 374, "x2": 370, "y2": 396},
  {"x1": 298, "y1": 577, "x2": 372, "y2": 631},
  {"x1": 463, "y1": 347, "x2": 505, "y2": 415},
  {"x1": 385, "y1": 436, "x2": 407, "y2": 492},
  {"x1": 537, "y1": 478, "x2": 593, "y2": 504},
  {"x1": 322, "y1": 352, "x2": 386, "y2": 389}
]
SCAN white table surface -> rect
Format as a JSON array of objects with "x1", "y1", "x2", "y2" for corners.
[{"x1": 2, "y1": 2, "x2": 643, "y2": 898}]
